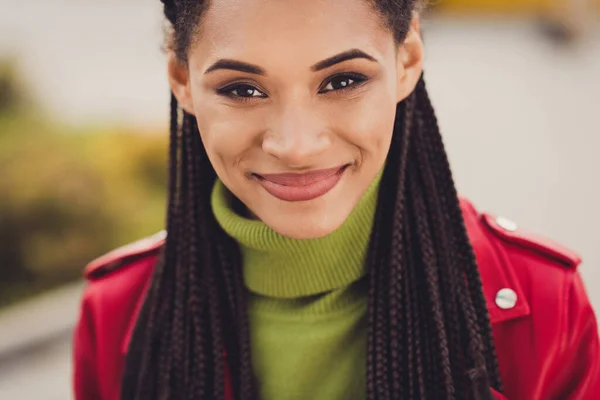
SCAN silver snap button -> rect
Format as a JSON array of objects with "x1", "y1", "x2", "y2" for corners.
[
  {"x1": 496, "y1": 216, "x2": 518, "y2": 232},
  {"x1": 495, "y1": 288, "x2": 518, "y2": 310}
]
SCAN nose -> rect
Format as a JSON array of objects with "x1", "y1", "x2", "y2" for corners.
[{"x1": 262, "y1": 104, "x2": 332, "y2": 166}]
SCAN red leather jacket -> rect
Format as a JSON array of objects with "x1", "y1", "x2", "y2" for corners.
[{"x1": 73, "y1": 198, "x2": 600, "y2": 400}]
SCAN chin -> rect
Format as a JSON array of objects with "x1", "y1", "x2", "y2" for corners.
[{"x1": 258, "y1": 204, "x2": 352, "y2": 240}]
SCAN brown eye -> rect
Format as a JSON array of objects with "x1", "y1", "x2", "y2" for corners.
[
  {"x1": 218, "y1": 83, "x2": 267, "y2": 99},
  {"x1": 320, "y1": 73, "x2": 368, "y2": 93}
]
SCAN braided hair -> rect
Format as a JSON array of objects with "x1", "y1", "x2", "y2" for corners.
[{"x1": 121, "y1": 0, "x2": 504, "y2": 399}]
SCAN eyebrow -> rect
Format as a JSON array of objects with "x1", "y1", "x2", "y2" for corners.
[
  {"x1": 205, "y1": 59, "x2": 266, "y2": 75},
  {"x1": 204, "y1": 49, "x2": 377, "y2": 75},
  {"x1": 311, "y1": 49, "x2": 377, "y2": 71}
]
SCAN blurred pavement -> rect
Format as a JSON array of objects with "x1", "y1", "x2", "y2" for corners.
[
  {"x1": 0, "y1": 6, "x2": 599, "y2": 399},
  {"x1": 0, "y1": 336, "x2": 71, "y2": 400},
  {"x1": 0, "y1": 282, "x2": 83, "y2": 400}
]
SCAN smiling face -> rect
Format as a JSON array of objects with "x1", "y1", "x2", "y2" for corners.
[{"x1": 168, "y1": 0, "x2": 424, "y2": 239}]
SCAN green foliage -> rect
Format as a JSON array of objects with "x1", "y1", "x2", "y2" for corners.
[
  {"x1": 0, "y1": 57, "x2": 169, "y2": 307},
  {"x1": 0, "y1": 117, "x2": 168, "y2": 307}
]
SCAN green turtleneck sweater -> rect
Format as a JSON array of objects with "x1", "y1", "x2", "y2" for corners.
[{"x1": 212, "y1": 175, "x2": 380, "y2": 400}]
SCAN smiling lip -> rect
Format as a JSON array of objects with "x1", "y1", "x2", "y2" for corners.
[{"x1": 254, "y1": 165, "x2": 349, "y2": 202}]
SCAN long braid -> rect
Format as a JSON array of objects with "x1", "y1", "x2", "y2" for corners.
[
  {"x1": 407, "y1": 153, "x2": 454, "y2": 398},
  {"x1": 387, "y1": 97, "x2": 413, "y2": 399},
  {"x1": 364, "y1": 75, "x2": 501, "y2": 400},
  {"x1": 411, "y1": 97, "x2": 467, "y2": 394},
  {"x1": 403, "y1": 205, "x2": 427, "y2": 398},
  {"x1": 182, "y1": 112, "x2": 209, "y2": 398},
  {"x1": 414, "y1": 79, "x2": 503, "y2": 393}
]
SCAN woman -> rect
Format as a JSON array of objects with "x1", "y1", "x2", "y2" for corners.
[{"x1": 73, "y1": 0, "x2": 600, "y2": 399}]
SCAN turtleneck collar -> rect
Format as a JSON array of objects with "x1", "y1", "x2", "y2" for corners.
[{"x1": 211, "y1": 173, "x2": 381, "y2": 298}]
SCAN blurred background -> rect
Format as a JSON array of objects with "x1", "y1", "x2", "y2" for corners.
[{"x1": 0, "y1": 0, "x2": 598, "y2": 398}]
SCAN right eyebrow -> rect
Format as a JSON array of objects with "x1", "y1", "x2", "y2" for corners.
[{"x1": 204, "y1": 59, "x2": 266, "y2": 75}]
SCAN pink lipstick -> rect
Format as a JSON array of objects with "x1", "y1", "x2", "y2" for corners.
[{"x1": 254, "y1": 165, "x2": 348, "y2": 202}]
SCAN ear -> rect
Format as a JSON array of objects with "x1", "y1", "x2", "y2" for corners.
[
  {"x1": 396, "y1": 16, "x2": 424, "y2": 103},
  {"x1": 167, "y1": 51, "x2": 196, "y2": 115}
]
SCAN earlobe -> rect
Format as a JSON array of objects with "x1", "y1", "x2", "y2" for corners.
[
  {"x1": 167, "y1": 51, "x2": 195, "y2": 115},
  {"x1": 396, "y1": 17, "x2": 424, "y2": 103}
]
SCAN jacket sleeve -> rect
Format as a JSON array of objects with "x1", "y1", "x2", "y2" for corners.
[
  {"x1": 73, "y1": 288, "x2": 102, "y2": 400},
  {"x1": 550, "y1": 271, "x2": 600, "y2": 399}
]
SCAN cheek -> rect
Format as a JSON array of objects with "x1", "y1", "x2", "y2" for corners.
[
  {"x1": 333, "y1": 91, "x2": 397, "y2": 157},
  {"x1": 193, "y1": 99, "x2": 265, "y2": 171}
]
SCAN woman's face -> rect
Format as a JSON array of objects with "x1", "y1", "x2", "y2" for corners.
[{"x1": 169, "y1": 0, "x2": 423, "y2": 239}]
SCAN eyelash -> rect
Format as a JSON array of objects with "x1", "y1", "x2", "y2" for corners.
[
  {"x1": 318, "y1": 72, "x2": 369, "y2": 94},
  {"x1": 216, "y1": 72, "x2": 369, "y2": 101},
  {"x1": 216, "y1": 82, "x2": 267, "y2": 100}
]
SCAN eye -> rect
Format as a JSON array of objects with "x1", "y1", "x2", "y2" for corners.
[
  {"x1": 319, "y1": 73, "x2": 368, "y2": 94},
  {"x1": 217, "y1": 83, "x2": 267, "y2": 99}
]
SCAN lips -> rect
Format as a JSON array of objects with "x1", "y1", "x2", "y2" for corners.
[{"x1": 253, "y1": 165, "x2": 349, "y2": 202}]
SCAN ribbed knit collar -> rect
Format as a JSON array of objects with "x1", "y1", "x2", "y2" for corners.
[{"x1": 211, "y1": 173, "x2": 381, "y2": 299}]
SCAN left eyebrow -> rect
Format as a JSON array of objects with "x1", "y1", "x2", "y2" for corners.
[{"x1": 311, "y1": 49, "x2": 377, "y2": 72}]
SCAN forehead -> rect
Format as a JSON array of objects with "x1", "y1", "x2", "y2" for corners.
[{"x1": 191, "y1": 0, "x2": 393, "y2": 65}]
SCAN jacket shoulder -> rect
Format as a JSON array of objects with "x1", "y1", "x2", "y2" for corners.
[
  {"x1": 480, "y1": 213, "x2": 581, "y2": 268},
  {"x1": 84, "y1": 230, "x2": 166, "y2": 281},
  {"x1": 75, "y1": 233, "x2": 163, "y2": 397},
  {"x1": 459, "y1": 197, "x2": 581, "y2": 269}
]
